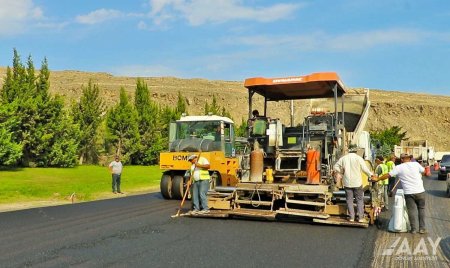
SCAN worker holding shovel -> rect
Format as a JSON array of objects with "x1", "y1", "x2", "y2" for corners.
[
  {"x1": 172, "y1": 153, "x2": 211, "y2": 218},
  {"x1": 187, "y1": 154, "x2": 211, "y2": 214}
]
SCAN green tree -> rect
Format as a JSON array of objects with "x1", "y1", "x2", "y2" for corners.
[
  {"x1": 28, "y1": 75, "x2": 79, "y2": 167},
  {"x1": 0, "y1": 67, "x2": 13, "y2": 103},
  {"x1": 2, "y1": 49, "x2": 27, "y2": 102},
  {"x1": 159, "y1": 105, "x2": 177, "y2": 144},
  {"x1": 175, "y1": 91, "x2": 187, "y2": 117},
  {"x1": 71, "y1": 80, "x2": 105, "y2": 164},
  {"x1": 204, "y1": 102, "x2": 209, "y2": 115},
  {"x1": 235, "y1": 117, "x2": 248, "y2": 137},
  {"x1": 132, "y1": 79, "x2": 163, "y2": 164},
  {"x1": 203, "y1": 94, "x2": 233, "y2": 119},
  {"x1": 210, "y1": 95, "x2": 220, "y2": 115},
  {"x1": 204, "y1": 94, "x2": 221, "y2": 115},
  {"x1": 0, "y1": 102, "x2": 22, "y2": 166},
  {"x1": 106, "y1": 87, "x2": 140, "y2": 163},
  {"x1": 46, "y1": 113, "x2": 80, "y2": 167},
  {"x1": 221, "y1": 107, "x2": 232, "y2": 119},
  {"x1": 1, "y1": 50, "x2": 79, "y2": 167},
  {"x1": 371, "y1": 126, "x2": 408, "y2": 156}
]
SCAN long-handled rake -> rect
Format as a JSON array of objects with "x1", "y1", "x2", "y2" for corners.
[{"x1": 171, "y1": 177, "x2": 192, "y2": 218}]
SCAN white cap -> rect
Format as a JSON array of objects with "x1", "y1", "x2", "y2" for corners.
[{"x1": 187, "y1": 155, "x2": 198, "y2": 161}]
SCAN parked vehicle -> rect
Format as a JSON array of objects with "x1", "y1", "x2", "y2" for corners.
[
  {"x1": 438, "y1": 154, "x2": 450, "y2": 180},
  {"x1": 446, "y1": 174, "x2": 450, "y2": 197},
  {"x1": 434, "y1": 151, "x2": 450, "y2": 162},
  {"x1": 394, "y1": 140, "x2": 435, "y2": 166}
]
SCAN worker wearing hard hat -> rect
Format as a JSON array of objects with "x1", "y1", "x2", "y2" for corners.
[
  {"x1": 334, "y1": 148, "x2": 374, "y2": 223},
  {"x1": 373, "y1": 153, "x2": 426, "y2": 234}
]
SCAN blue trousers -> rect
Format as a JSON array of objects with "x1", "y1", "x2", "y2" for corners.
[
  {"x1": 192, "y1": 180, "x2": 209, "y2": 211},
  {"x1": 112, "y1": 173, "x2": 121, "y2": 192}
]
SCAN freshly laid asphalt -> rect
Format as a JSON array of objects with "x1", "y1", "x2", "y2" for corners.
[
  {"x1": 0, "y1": 191, "x2": 378, "y2": 267},
  {"x1": 2, "y1": 172, "x2": 449, "y2": 267}
]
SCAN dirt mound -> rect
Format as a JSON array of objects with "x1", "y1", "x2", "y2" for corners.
[{"x1": 1, "y1": 67, "x2": 449, "y2": 151}]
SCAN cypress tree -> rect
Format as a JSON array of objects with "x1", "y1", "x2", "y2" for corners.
[
  {"x1": 71, "y1": 80, "x2": 105, "y2": 164},
  {"x1": 175, "y1": 91, "x2": 187, "y2": 117},
  {"x1": 1, "y1": 50, "x2": 79, "y2": 167},
  {"x1": 0, "y1": 102, "x2": 22, "y2": 166},
  {"x1": 235, "y1": 118, "x2": 248, "y2": 137},
  {"x1": 204, "y1": 102, "x2": 209, "y2": 115},
  {"x1": 106, "y1": 87, "x2": 140, "y2": 163},
  {"x1": 133, "y1": 79, "x2": 156, "y2": 164}
]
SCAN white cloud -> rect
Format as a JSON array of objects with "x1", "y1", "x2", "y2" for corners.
[
  {"x1": 227, "y1": 34, "x2": 319, "y2": 50},
  {"x1": 137, "y1": 21, "x2": 148, "y2": 30},
  {"x1": 149, "y1": 0, "x2": 179, "y2": 16},
  {"x1": 35, "y1": 21, "x2": 69, "y2": 31},
  {"x1": 227, "y1": 28, "x2": 429, "y2": 52},
  {"x1": 75, "y1": 9, "x2": 123, "y2": 25},
  {"x1": 0, "y1": 0, "x2": 44, "y2": 35},
  {"x1": 328, "y1": 28, "x2": 424, "y2": 50},
  {"x1": 198, "y1": 28, "x2": 434, "y2": 74},
  {"x1": 148, "y1": 0, "x2": 303, "y2": 26},
  {"x1": 111, "y1": 64, "x2": 183, "y2": 77}
]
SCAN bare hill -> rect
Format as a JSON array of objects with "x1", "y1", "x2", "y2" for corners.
[{"x1": 1, "y1": 67, "x2": 449, "y2": 151}]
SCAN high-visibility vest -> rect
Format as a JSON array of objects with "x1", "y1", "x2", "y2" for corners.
[
  {"x1": 386, "y1": 161, "x2": 395, "y2": 172},
  {"x1": 191, "y1": 157, "x2": 210, "y2": 181},
  {"x1": 376, "y1": 163, "x2": 389, "y2": 185}
]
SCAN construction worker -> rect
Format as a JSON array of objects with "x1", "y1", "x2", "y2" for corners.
[
  {"x1": 187, "y1": 154, "x2": 211, "y2": 214},
  {"x1": 386, "y1": 154, "x2": 398, "y2": 195},
  {"x1": 373, "y1": 153, "x2": 426, "y2": 234},
  {"x1": 334, "y1": 148, "x2": 374, "y2": 223},
  {"x1": 375, "y1": 156, "x2": 389, "y2": 210}
]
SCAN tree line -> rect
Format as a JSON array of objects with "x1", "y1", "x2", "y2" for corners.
[
  {"x1": 1, "y1": 50, "x2": 404, "y2": 167},
  {"x1": 0, "y1": 50, "x2": 237, "y2": 167}
]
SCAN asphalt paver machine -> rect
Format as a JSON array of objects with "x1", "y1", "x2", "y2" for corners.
[{"x1": 191, "y1": 72, "x2": 379, "y2": 227}]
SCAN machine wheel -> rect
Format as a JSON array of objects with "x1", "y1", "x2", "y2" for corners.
[
  {"x1": 172, "y1": 175, "x2": 185, "y2": 200},
  {"x1": 160, "y1": 174, "x2": 173, "y2": 199},
  {"x1": 447, "y1": 187, "x2": 450, "y2": 198}
]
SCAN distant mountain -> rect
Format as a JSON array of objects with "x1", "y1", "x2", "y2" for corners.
[{"x1": 1, "y1": 67, "x2": 449, "y2": 151}]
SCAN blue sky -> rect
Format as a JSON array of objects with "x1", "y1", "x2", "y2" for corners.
[{"x1": 1, "y1": 0, "x2": 450, "y2": 96}]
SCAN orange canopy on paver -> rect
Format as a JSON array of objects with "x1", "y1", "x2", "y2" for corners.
[{"x1": 244, "y1": 72, "x2": 346, "y2": 101}]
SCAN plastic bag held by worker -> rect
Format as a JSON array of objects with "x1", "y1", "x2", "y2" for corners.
[{"x1": 388, "y1": 189, "x2": 410, "y2": 232}]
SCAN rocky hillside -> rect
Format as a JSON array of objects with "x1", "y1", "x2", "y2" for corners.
[{"x1": 1, "y1": 67, "x2": 449, "y2": 151}]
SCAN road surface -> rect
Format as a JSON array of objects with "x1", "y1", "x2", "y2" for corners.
[
  {"x1": 371, "y1": 171, "x2": 450, "y2": 267},
  {"x1": 0, "y1": 195, "x2": 377, "y2": 267},
  {"x1": 0, "y1": 172, "x2": 448, "y2": 267}
]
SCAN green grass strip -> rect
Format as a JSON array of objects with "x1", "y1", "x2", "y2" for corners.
[{"x1": 0, "y1": 165, "x2": 162, "y2": 204}]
